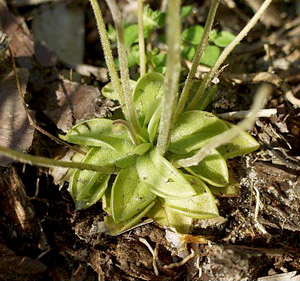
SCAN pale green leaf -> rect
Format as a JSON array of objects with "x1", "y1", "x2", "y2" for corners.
[
  {"x1": 143, "y1": 97, "x2": 162, "y2": 126},
  {"x1": 127, "y1": 45, "x2": 140, "y2": 67},
  {"x1": 200, "y1": 45, "x2": 220, "y2": 67},
  {"x1": 169, "y1": 110, "x2": 229, "y2": 154},
  {"x1": 111, "y1": 165, "x2": 156, "y2": 223},
  {"x1": 209, "y1": 169, "x2": 241, "y2": 197},
  {"x1": 60, "y1": 118, "x2": 133, "y2": 150},
  {"x1": 136, "y1": 149, "x2": 197, "y2": 198},
  {"x1": 147, "y1": 102, "x2": 162, "y2": 143},
  {"x1": 218, "y1": 122, "x2": 260, "y2": 159},
  {"x1": 164, "y1": 175, "x2": 219, "y2": 219},
  {"x1": 209, "y1": 183, "x2": 240, "y2": 197},
  {"x1": 101, "y1": 80, "x2": 136, "y2": 101},
  {"x1": 70, "y1": 169, "x2": 110, "y2": 210},
  {"x1": 105, "y1": 201, "x2": 155, "y2": 235},
  {"x1": 213, "y1": 30, "x2": 236, "y2": 47},
  {"x1": 133, "y1": 72, "x2": 164, "y2": 124},
  {"x1": 132, "y1": 143, "x2": 152, "y2": 156},
  {"x1": 70, "y1": 147, "x2": 118, "y2": 210},
  {"x1": 143, "y1": 4, "x2": 165, "y2": 30},
  {"x1": 182, "y1": 45, "x2": 196, "y2": 61},
  {"x1": 124, "y1": 24, "x2": 139, "y2": 48},
  {"x1": 182, "y1": 25, "x2": 204, "y2": 45},
  {"x1": 147, "y1": 199, "x2": 193, "y2": 234},
  {"x1": 69, "y1": 141, "x2": 137, "y2": 209},
  {"x1": 180, "y1": 5, "x2": 193, "y2": 19},
  {"x1": 180, "y1": 81, "x2": 217, "y2": 111},
  {"x1": 169, "y1": 149, "x2": 229, "y2": 187},
  {"x1": 209, "y1": 29, "x2": 218, "y2": 42},
  {"x1": 151, "y1": 53, "x2": 167, "y2": 69}
]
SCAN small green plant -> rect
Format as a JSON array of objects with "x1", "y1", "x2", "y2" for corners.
[
  {"x1": 58, "y1": 0, "x2": 273, "y2": 235},
  {"x1": 0, "y1": 0, "x2": 273, "y2": 235}
]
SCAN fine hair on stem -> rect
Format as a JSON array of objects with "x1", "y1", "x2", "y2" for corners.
[{"x1": 157, "y1": 0, "x2": 181, "y2": 155}]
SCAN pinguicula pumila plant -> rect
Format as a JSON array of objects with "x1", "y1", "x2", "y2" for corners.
[{"x1": 0, "y1": 0, "x2": 274, "y2": 235}]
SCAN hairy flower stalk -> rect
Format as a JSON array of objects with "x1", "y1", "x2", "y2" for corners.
[
  {"x1": 106, "y1": 0, "x2": 141, "y2": 135},
  {"x1": 157, "y1": 0, "x2": 181, "y2": 155},
  {"x1": 175, "y1": 0, "x2": 220, "y2": 118},
  {"x1": 0, "y1": 145, "x2": 116, "y2": 173},
  {"x1": 187, "y1": 0, "x2": 274, "y2": 110},
  {"x1": 178, "y1": 83, "x2": 273, "y2": 167},
  {"x1": 89, "y1": 0, "x2": 125, "y2": 113},
  {"x1": 138, "y1": 0, "x2": 146, "y2": 77}
]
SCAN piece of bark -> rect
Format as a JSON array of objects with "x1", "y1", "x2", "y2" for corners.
[
  {"x1": 0, "y1": 60, "x2": 34, "y2": 166},
  {"x1": 0, "y1": 242, "x2": 46, "y2": 281}
]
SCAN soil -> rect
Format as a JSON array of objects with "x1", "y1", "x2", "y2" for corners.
[{"x1": 0, "y1": 0, "x2": 300, "y2": 280}]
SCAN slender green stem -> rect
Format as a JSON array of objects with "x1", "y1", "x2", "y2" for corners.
[
  {"x1": 106, "y1": 0, "x2": 141, "y2": 135},
  {"x1": 178, "y1": 83, "x2": 273, "y2": 167},
  {"x1": 113, "y1": 120, "x2": 140, "y2": 146},
  {"x1": 187, "y1": 0, "x2": 273, "y2": 111},
  {"x1": 138, "y1": 0, "x2": 146, "y2": 77},
  {"x1": 89, "y1": 0, "x2": 125, "y2": 113},
  {"x1": 175, "y1": 0, "x2": 220, "y2": 118},
  {"x1": 157, "y1": 0, "x2": 181, "y2": 155},
  {"x1": 0, "y1": 145, "x2": 117, "y2": 173}
]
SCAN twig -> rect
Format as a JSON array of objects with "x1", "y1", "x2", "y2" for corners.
[
  {"x1": 221, "y1": 72, "x2": 282, "y2": 87},
  {"x1": 163, "y1": 249, "x2": 195, "y2": 270},
  {"x1": 285, "y1": 89, "x2": 300, "y2": 108},
  {"x1": 218, "y1": 108, "x2": 277, "y2": 120},
  {"x1": 139, "y1": 238, "x2": 159, "y2": 276}
]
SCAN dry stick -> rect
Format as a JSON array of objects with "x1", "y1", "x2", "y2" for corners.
[
  {"x1": 178, "y1": 83, "x2": 273, "y2": 167},
  {"x1": 217, "y1": 108, "x2": 277, "y2": 120},
  {"x1": 0, "y1": 145, "x2": 116, "y2": 173},
  {"x1": 175, "y1": 0, "x2": 220, "y2": 119},
  {"x1": 138, "y1": 0, "x2": 146, "y2": 77},
  {"x1": 9, "y1": 48, "x2": 87, "y2": 156},
  {"x1": 157, "y1": 0, "x2": 181, "y2": 155},
  {"x1": 89, "y1": 0, "x2": 126, "y2": 114},
  {"x1": 187, "y1": 0, "x2": 274, "y2": 111},
  {"x1": 106, "y1": 0, "x2": 141, "y2": 135}
]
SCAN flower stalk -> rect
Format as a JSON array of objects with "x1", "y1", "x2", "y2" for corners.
[
  {"x1": 89, "y1": 0, "x2": 125, "y2": 111},
  {"x1": 0, "y1": 145, "x2": 116, "y2": 173},
  {"x1": 138, "y1": 0, "x2": 146, "y2": 77},
  {"x1": 106, "y1": 0, "x2": 141, "y2": 135},
  {"x1": 157, "y1": 0, "x2": 182, "y2": 155},
  {"x1": 175, "y1": 0, "x2": 220, "y2": 118}
]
